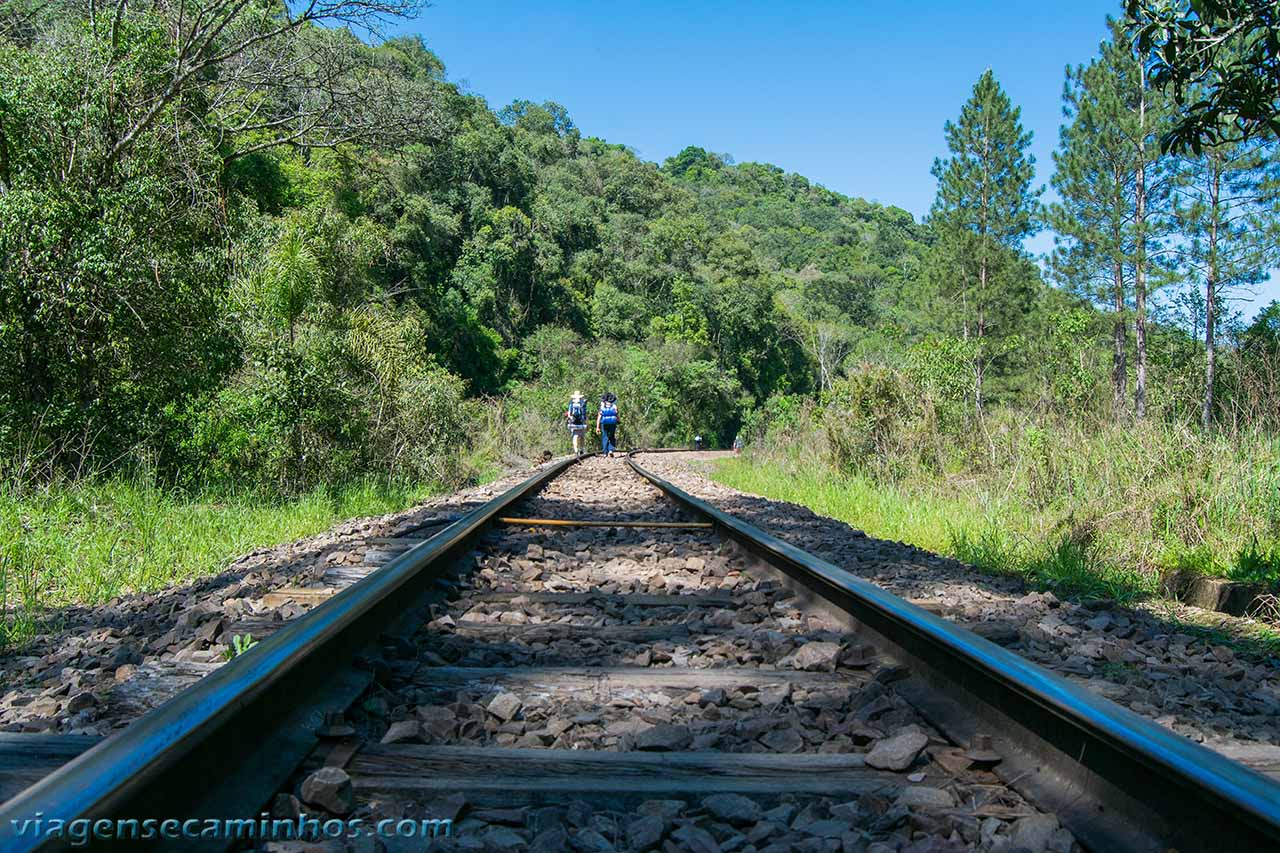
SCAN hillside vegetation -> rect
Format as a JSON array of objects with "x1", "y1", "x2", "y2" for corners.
[{"x1": 2, "y1": 2, "x2": 1280, "y2": 645}]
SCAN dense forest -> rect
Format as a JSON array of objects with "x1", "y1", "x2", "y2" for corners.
[
  {"x1": 0, "y1": 0, "x2": 940, "y2": 491},
  {"x1": 3, "y1": 1, "x2": 1278, "y2": 494},
  {"x1": 3, "y1": 1, "x2": 1280, "y2": 640}
]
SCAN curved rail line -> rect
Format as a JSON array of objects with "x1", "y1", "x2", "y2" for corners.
[{"x1": 0, "y1": 452, "x2": 1277, "y2": 851}]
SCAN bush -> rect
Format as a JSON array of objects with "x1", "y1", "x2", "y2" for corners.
[
  {"x1": 379, "y1": 366, "x2": 469, "y2": 485},
  {"x1": 1229, "y1": 538, "x2": 1280, "y2": 586},
  {"x1": 739, "y1": 393, "x2": 806, "y2": 446},
  {"x1": 822, "y1": 366, "x2": 916, "y2": 475},
  {"x1": 181, "y1": 320, "x2": 469, "y2": 493}
]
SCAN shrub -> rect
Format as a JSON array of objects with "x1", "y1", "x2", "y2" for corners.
[
  {"x1": 822, "y1": 365, "x2": 915, "y2": 475},
  {"x1": 1229, "y1": 538, "x2": 1280, "y2": 586},
  {"x1": 739, "y1": 393, "x2": 806, "y2": 446}
]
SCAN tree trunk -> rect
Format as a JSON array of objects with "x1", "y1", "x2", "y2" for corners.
[
  {"x1": 1203, "y1": 279, "x2": 1217, "y2": 430},
  {"x1": 817, "y1": 329, "x2": 831, "y2": 394},
  {"x1": 974, "y1": 354, "x2": 985, "y2": 416},
  {"x1": 974, "y1": 258, "x2": 986, "y2": 418},
  {"x1": 1202, "y1": 164, "x2": 1220, "y2": 431},
  {"x1": 1111, "y1": 257, "x2": 1128, "y2": 418},
  {"x1": 1133, "y1": 69, "x2": 1149, "y2": 420}
]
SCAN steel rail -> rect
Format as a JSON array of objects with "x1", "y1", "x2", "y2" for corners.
[
  {"x1": 0, "y1": 456, "x2": 578, "y2": 852},
  {"x1": 628, "y1": 454, "x2": 1280, "y2": 853}
]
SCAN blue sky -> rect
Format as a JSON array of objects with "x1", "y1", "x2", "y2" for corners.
[{"x1": 392, "y1": 0, "x2": 1279, "y2": 319}]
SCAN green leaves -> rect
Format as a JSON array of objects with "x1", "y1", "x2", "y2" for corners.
[
  {"x1": 906, "y1": 336, "x2": 982, "y2": 403},
  {"x1": 1046, "y1": 309, "x2": 1104, "y2": 409},
  {"x1": 0, "y1": 19, "x2": 229, "y2": 474},
  {"x1": 822, "y1": 366, "x2": 916, "y2": 473},
  {"x1": 260, "y1": 230, "x2": 321, "y2": 330},
  {"x1": 1127, "y1": 0, "x2": 1280, "y2": 152},
  {"x1": 930, "y1": 70, "x2": 1040, "y2": 247},
  {"x1": 927, "y1": 70, "x2": 1042, "y2": 414}
]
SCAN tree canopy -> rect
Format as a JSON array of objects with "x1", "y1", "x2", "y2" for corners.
[
  {"x1": 2, "y1": 2, "x2": 1278, "y2": 491},
  {"x1": 1127, "y1": 0, "x2": 1280, "y2": 151}
]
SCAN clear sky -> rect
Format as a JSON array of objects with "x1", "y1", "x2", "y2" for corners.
[{"x1": 392, "y1": 0, "x2": 1280, "y2": 319}]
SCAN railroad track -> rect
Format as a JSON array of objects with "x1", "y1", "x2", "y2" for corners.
[{"x1": 1, "y1": 453, "x2": 1279, "y2": 851}]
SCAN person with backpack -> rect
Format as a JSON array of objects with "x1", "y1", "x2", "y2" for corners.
[
  {"x1": 565, "y1": 392, "x2": 589, "y2": 456},
  {"x1": 597, "y1": 392, "x2": 620, "y2": 457}
]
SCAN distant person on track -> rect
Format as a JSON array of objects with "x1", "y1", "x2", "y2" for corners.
[
  {"x1": 597, "y1": 392, "x2": 619, "y2": 457},
  {"x1": 566, "y1": 392, "x2": 589, "y2": 456},
  {"x1": 733, "y1": 434, "x2": 744, "y2": 455},
  {"x1": 694, "y1": 435, "x2": 705, "y2": 451}
]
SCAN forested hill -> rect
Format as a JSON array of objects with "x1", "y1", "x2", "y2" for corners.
[
  {"x1": 7, "y1": 5, "x2": 1276, "y2": 499},
  {"x1": 666, "y1": 147, "x2": 927, "y2": 328},
  {"x1": 0, "y1": 17, "x2": 931, "y2": 492},
  {"x1": 666, "y1": 146, "x2": 924, "y2": 278}
]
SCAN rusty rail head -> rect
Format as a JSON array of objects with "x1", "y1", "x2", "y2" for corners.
[
  {"x1": 627, "y1": 454, "x2": 1280, "y2": 852},
  {"x1": 0, "y1": 456, "x2": 578, "y2": 851}
]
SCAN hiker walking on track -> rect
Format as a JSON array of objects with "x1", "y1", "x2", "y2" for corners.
[
  {"x1": 597, "y1": 392, "x2": 619, "y2": 457},
  {"x1": 566, "y1": 392, "x2": 589, "y2": 456}
]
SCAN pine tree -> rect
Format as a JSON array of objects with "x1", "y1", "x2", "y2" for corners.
[
  {"x1": 1047, "y1": 20, "x2": 1174, "y2": 419},
  {"x1": 1172, "y1": 135, "x2": 1279, "y2": 429},
  {"x1": 929, "y1": 70, "x2": 1041, "y2": 415},
  {"x1": 1050, "y1": 31, "x2": 1132, "y2": 416},
  {"x1": 1134, "y1": 54, "x2": 1158, "y2": 420}
]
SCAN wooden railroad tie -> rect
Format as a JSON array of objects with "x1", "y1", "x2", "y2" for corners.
[
  {"x1": 497, "y1": 517, "x2": 712, "y2": 529},
  {"x1": 408, "y1": 665, "x2": 864, "y2": 694},
  {"x1": 347, "y1": 745, "x2": 928, "y2": 805}
]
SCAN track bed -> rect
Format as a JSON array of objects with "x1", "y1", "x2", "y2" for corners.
[
  {"x1": 5, "y1": 454, "x2": 1276, "y2": 852},
  {"x1": 273, "y1": 458, "x2": 1064, "y2": 852}
]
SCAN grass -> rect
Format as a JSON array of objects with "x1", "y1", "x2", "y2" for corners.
[
  {"x1": 706, "y1": 458, "x2": 978, "y2": 555},
  {"x1": 1227, "y1": 538, "x2": 1280, "y2": 585},
  {"x1": 713, "y1": 455, "x2": 1280, "y2": 659},
  {"x1": 0, "y1": 477, "x2": 446, "y2": 651},
  {"x1": 713, "y1": 408, "x2": 1280, "y2": 599},
  {"x1": 711, "y1": 457, "x2": 1159, "y2": 604},
  {"x1": 711, "y1": 450, "x2": 1280, "y2": 655},
  {"x1": 949, "y1": 527, "x2": 1155, "y2": 602}
]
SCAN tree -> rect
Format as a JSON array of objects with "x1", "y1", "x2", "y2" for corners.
[
  {"x1": 662, "y1": 146, "x2": 726, "y2": 179},
  {"x1": 451, "y1": 206, "x2": 565, "y2": 347},
  {"x1": 1242, "y1": 299, "x2": 1280, "y2": 356},
  {"x1": 93, "y1": 0, "x2": 442, "y2": 170},
  {"x1": 1127, "y1": 0, "x2": 1280, "y2": 151},
  {"x1": 928, "y1": 70, "x2": 1041, "y2": 415},
  {"x1": 1048, "y1": 20, "x2": 1177, "y2": 419},
  {"x1": 0, "y1": 1, "x2": 452, "y2": 474},
  {"x1": 1233, "y1": 300, "x2": 1280, "y2": 427},
  {"x1": 1171, "y1": 135, "x2": 1278, "y2": 428},
  {"x1": 776, "y1": 289, "x2": 857, "y2": 393},
  {"x1": 0, "y1": 21, "x2": 234, "y2": 470}
]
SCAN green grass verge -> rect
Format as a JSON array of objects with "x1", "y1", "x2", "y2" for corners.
[
  {"x1": 711, "y1": 456, "x2": 1280, "y2": 658},
  {"x1": 709, "y1": 457, "x2": 1158, "y2": 603},
  {"x1": 0, "y1": 478, "x2": 446, "y2": 651}
]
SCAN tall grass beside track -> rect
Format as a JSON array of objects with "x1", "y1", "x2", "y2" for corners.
[
  {"x1": 711, "y1": 459, "x2": 1160, "y2": 602},
  {"x1": 711, "y1": 416, "x2": 1280, "y2": 606},
  {"x1": 0, "y1": 479, "x2": 444, "y2": 650}
]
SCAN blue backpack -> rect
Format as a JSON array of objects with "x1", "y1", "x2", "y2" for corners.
[
  {"x1": 569, "y1": 399, "x2": 587, "y2": 425},
  {"x1": 600, "y1": 401, "x2": 618, "y2": 425}
]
